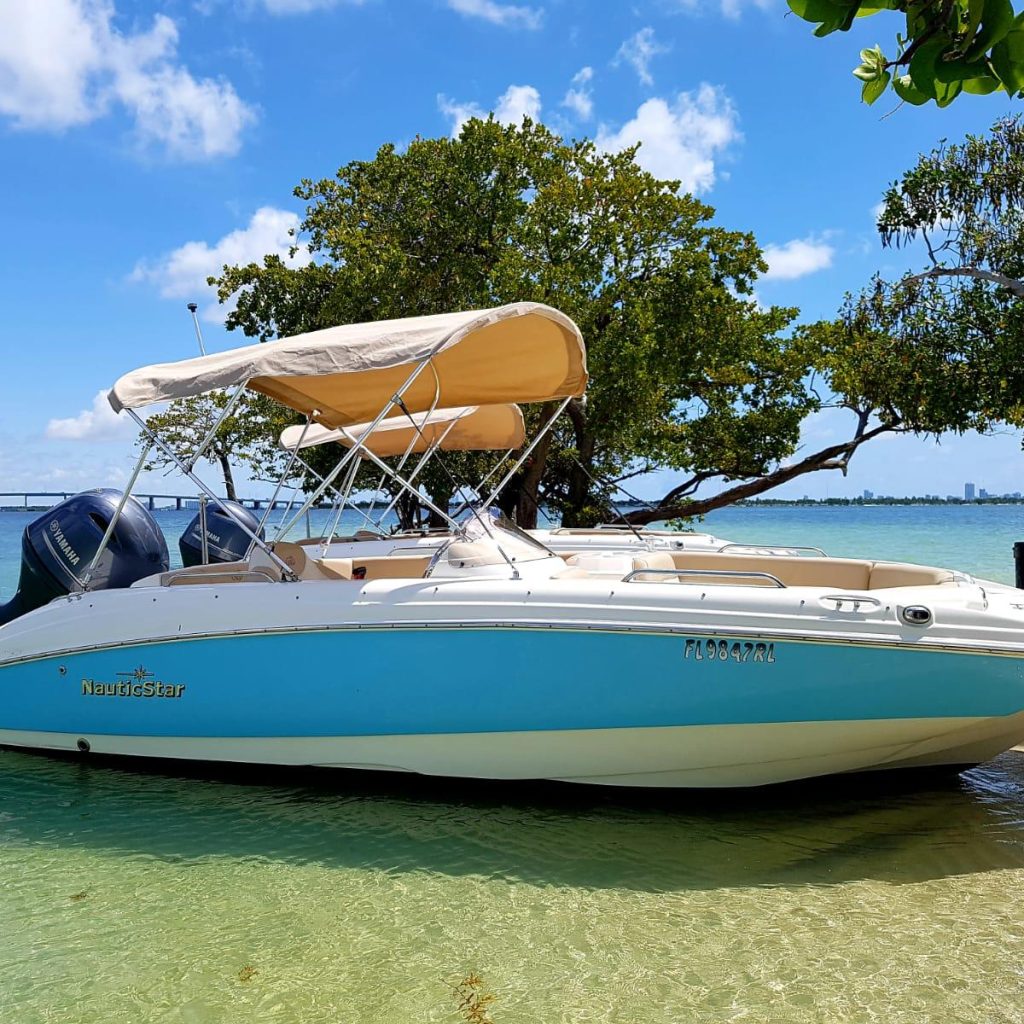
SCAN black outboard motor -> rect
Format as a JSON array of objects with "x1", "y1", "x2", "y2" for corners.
[
  {"x1": 0, "y1": 489, "x2": 169, "y2": 627},
  {"x1": 179, "y1": 500, "x2": 264, "y2": 567}
]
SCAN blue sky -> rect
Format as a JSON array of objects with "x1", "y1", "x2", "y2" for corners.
[{"x1": 0, "y1": 0, "x2": 1020, "y2": 502}]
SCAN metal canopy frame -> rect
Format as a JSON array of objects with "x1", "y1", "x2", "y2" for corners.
[{"x1": 97, "y1": 345, "x2": 581, "y2": 586}]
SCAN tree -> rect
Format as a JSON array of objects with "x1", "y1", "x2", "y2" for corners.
[
  {"x1": 788, "y1": 0, "x2": 1024, "y2": 107},
  {"x1": 142, "y1": 391, "x2": 292, "y2": 501},
  {"x1": 214, "y1": 118, "x2": 835, "y2": 528},
  {"x1": 784, "y1": 116, "x2": 1024, "y2": 485}
]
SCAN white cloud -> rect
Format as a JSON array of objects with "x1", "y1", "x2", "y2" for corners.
[
  {"x1": 595, "y1": 85, "x2": 739, "y2": 193},
  {"x1": 672, "y1": 0, "x2": 774, "y2": 18},
  {"x1": 0, "y1": 0, "x2": 256, "y2": 159},
  {"x1": 445, "y1": 0, "x2": 542, "y2": 29},
  {"x1": 131, "y1": 206, "x2": 311, "y2": 321},
  {"x1": 562, "y1": 66, "x2": 594, "y2": 121},
  {"x1": 46, "y1": 390, "x2": 135, "y2": 442},
  {"x1": 761, "y1": 236, "x2": 835, "y2": 281},
  {"x1": 614, "y1": 27, "x2": 669, "y2": 87},
  {"x1": 438, "y1": 83, "x2": 541, "y2": 136}
]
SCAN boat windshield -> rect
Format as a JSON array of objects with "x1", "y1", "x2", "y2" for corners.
[{"x1": 461, "y1": 507, "x2": 556, "y2": 557}]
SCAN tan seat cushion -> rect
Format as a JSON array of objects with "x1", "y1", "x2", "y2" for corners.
[
  {"x1": 868, "y1": 562, "x2": 955, "y2": 589},
  {"x1": 666, "y1": 552, "x2": 872, "y2": 589},
  {"x1": 350, "y1": 555, "x2": 432, "y2": 580}
]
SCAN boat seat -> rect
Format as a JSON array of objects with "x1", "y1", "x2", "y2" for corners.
[
  {"x1": 867, "y1": 562, "x2": 957, "y2": 589},
  {"x1": 659, "y1": 551, "x2": 957, "y2": 590},
  {"x1": 348, "y1": 555, "x2": 433, "y2": 580},
  {"x1": 667, "y1": 552, "x2": 870, "y2": 589},
  {"x1": 253, "y1": 542, "x2": 350, "y2": 581}
]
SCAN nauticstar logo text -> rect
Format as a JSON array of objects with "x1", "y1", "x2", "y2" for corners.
[
  {"x1": 81, "y1": 665, "x2": 185, "y2": 699},
  {"x1": 49, "y1": 519, "x2": 81, "y2": 566}
]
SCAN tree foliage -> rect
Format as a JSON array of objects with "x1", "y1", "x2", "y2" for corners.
[
  {"x1": 788, "y1": 0, "x2": 1024, "y2": 106},
  {"x1": 800, "y1": 115, "x2": 1024, "y2": 467},
  {"x1": 214, "y1": 118, "x2": 824, "y2": 527},
  {"x1": 142, "y1": 391, "x2": 291, "y2": 501}
]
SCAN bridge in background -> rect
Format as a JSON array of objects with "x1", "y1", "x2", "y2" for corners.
[{"x1": 0, "y1": 492, "x2": 300, "y2": 511}]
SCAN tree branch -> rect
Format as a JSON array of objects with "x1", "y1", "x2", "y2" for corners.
[
  {"x1": 625, "y1": 422, "x2": 896, "y2": 526},
  {"x1": 904, "y1": 266, "x2": 1024, "y2": 297}
]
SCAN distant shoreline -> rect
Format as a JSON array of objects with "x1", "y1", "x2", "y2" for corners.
[{"x1": 4, "y1": 497, "x2": 1024, "y2": 514}]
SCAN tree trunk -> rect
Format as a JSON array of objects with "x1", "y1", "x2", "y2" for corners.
[
  {"x1": 427, "y1": 482, "x2": 454, "y2": 529},
  {"x1": 514, "y1": 402, "x2": 557, "y2": 530},
  {"x1": 560, "y1": 399, "x2": 595, "y2": 527},
  {"x1": 218, "y1": 453, "x2": 237, "y2": 501}
]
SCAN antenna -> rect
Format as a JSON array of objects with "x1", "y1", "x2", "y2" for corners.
[{"x1": 187, "y1": 302, "x2": 206, "y2": 356}]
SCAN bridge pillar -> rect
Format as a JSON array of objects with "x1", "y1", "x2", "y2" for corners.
[
  {"x1": 252, "y1": 500, "x2": 261, "y2": 510},
  {"x1": 147, "y1": 496, "x2": 155, "y2": 511},
  {"x1": 176, "y1": 497, "x2": 182, "y2": 510}
]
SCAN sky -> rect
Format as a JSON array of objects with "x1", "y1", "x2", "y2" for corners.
[{"x1": 0, "y1": 0, "x2": 1020, "y2": 504}]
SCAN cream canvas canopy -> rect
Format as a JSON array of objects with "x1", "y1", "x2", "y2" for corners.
[
  {"x1": 279, "y1": 404, "x2": 525, "y2": 458},
  {"x1": 108, "y1": 302, "x2": 587, "y2": 428}
]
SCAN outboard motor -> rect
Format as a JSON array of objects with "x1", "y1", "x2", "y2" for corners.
[
  {"x1": 178, "y1": 500, "x2": 264, "y2": 567},
  {"x1": 0, "y1": 489, "x2": 169, "y2": 627}
]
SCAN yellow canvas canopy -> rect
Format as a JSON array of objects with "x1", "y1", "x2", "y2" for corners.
[
  {"x1": 108, "y1": 303, "x2": 587, "y2": 428},
  {"x1": 279, "y1": 405, "x2": 525, "y2": 458}
]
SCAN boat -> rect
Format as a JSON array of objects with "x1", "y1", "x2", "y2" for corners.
[{"x1": 2, "y1": 301, "x2": 1024, "y2": 788}]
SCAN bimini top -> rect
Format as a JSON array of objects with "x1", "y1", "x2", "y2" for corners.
[
  {"x1": 108, "y1": 302, "x2": 586, "y2": 429},
  {"x1": 279, "y1": 404, "x2": 525, "y2": 458}
]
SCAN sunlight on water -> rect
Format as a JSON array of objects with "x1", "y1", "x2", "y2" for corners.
[{"x1": 2, "y1": 751, "x2": 1024, "y2": 1023}]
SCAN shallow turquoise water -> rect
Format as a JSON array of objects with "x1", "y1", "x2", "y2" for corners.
[
  {"x1": 3, "y1": 504, "x2": 1024, "y2": 1021},
  {"x1": 2, "y1": 751, "x2": 1024, "y2": 1022}
]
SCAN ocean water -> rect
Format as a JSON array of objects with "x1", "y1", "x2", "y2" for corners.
[{"x1": 2, "y1": 503, "x2": 1024, "y2": 1022}]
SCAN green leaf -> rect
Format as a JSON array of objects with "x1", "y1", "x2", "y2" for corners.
[
  {"x1": 962, "y1": 73, "x2": 1003, "y2": 93},
  {"x1": 787, "y1": 0, "x2": 844, "y2": 22},
  {"x1": 934, "y1": 78, "x2": 964, "y2": 106},
  {"x1": 966, "y1": 0, "x2": 986, "y2": 41},
  {"x1": 991, "y1": 27, "x2": 1024, "y2": 93},
  {"x1": 862, "y1": 69, "x2": 892, "y2": 103},
  {"x1": 908, "y1": 37, "x2": 950, "y2": 98},
  {"x1": 892, "y1": 73, "x2": 930, "y2": 104},
  {"x1": 934, "y1": 56, "x2": 993, "y2": 83},
  {"x1": 855, "y1": 1, "x2": 900, "y2": 14},
  {"x1": 964, "y1": 0, "x2": 1015, "y2": 61}
]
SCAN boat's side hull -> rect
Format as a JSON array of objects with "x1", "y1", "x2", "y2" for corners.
[
  {"x1": 2, "y1": 625, "x2": 1024, "y2": 786},
  {"x1": 0, "y1": 714, "x2": 1020, "y2": 787}
]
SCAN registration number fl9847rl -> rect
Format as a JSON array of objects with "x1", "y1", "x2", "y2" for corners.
[{"x1": 684, "y1": 639, "x2": 776, "y2": 664}]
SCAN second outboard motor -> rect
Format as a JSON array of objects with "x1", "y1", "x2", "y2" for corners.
[
  {"x1": 179, "y1": 500, "x2": 264, "y2": 567},
  {"x1": 0, "y1": 489, "x2": 170, "y2": 627}
]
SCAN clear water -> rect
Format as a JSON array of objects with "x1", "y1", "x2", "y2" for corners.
[
  {"x1": 2, "y1": 751, "x2": 1024, "y2": 1023},
  {"x1": 3, "y1": 504, "x2": 1024, "y2": 1022}
]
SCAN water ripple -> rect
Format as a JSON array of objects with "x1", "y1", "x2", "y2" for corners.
[{"x1": 2, "y1": 750, "x2": 1024, "y2": 1021}]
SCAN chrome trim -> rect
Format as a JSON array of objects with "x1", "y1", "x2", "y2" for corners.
[
  {"x1": 719, "y1": 543, "x2": 828, "y2": 557},
  {"x1": 623, "y1": 568, "x2": 786, "y2": 588},
  {"x1": 167, "y1": 570, "x2": 277, "y2": 587}
]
